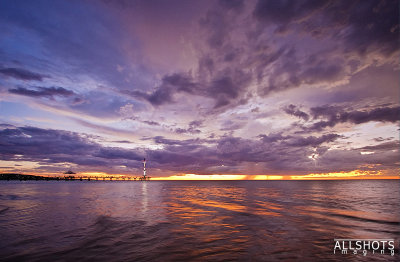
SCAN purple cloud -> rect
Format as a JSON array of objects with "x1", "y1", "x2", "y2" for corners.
[
  {"x1": 8, "y1": 86, "x2": 75, "y2": 98},
  {"x1": 284, "y1": 104, "x2": 310, "y2": 121},
  {"x1": 307, "y1": 105, "x2": 400, "y2": 131},
  {"x1": 0, "y1": 67, "x2": 46, "y2": 81}
]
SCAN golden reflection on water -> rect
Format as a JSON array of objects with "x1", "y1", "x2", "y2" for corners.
[
  {"x1": 165, "y1": 188, "x2": 251, "y2": 256},
  {"x1": 188, "y1": 198, "x2": 247, "y2": 212},
  {"x1": 162, "y1": 183, "x2": 285, "y2": 236},
  {"x1": 164, "y1": 186, "x2": 247, "y2": 238}
]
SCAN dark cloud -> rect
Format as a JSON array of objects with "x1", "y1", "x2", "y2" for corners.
[
  {"x1": 130, "y1": 0, "x2": 383, "y2": 112},
  {"x1": 128, "y1": 73, "x2": 196, "y2": 106},
  {"x1": 147, "y1": 73, "x2": 198, "y2": 105},
  {"x1": 309, "y1": 105, "x2": 340, "y2": 119},
  {"x1": 315, "y1": 147, "x2": 399, "y2": 173},
  {"x1": 251, "y1": 0, "x2": 399, "y2": 98},
  {"x1": 147, "y1": 88, "x2": 174, "y2": 106},
  {"x1": 142, "y1": 120, "x2": 160, "y2": 126},
  {"x1": 284, "y1": 104, "x2": 310, "y2": 121},
  {"x1": 94, "y1": 147, "x2": 141, "y2": 161},
  {"x1": 162, "y1": 73, "x2": 198, "y2": 94},
  {"x1": 212, "y1": 71, "x2": 253, "y2": 110},
  {"x1": 8, "y1": 86, "x2": 75, "y2": 98},
  {"x1": 112, "y1": 140, "x2": 132, "y2": 144},
  {"x1": 301, "y1": 60, "x2": 344, "y2": 83},
  {"x1": 153, "y1": 136, "x2": 181, "y2": 146},
  {"x1": 0, "y1": 125, "x2": 397, "y2": 175},
  {"x1": 308, "y1": 105, "x2": 400, "y2": 131},
  {"x1": 373, "y1": 137, "x2": 394, "y2": 142},
  {"x1": 253, "y1": 0, "x2": 399, "y2": 56},
  {"x1": 253, "y1": 0, "x2": 329, "y2": 26},
  {"x1": 0, "y1": 123, "x2": 15, "y2": 128},
  {"x1": 165, "y1": 120, "x2": 204, "y2": 135},
  {"x1": 360, "y1": 141, "x2": 400, "y2": 152},
  {"x1": 0, "y1": 126, "x2": 141, "y2": 169},
  {"x1": 220, "y1": 119, "x2": 246, "y2": 131},
  {"x1": 212, "y1": 135, "x2": 332, "y2": 173},
  {"x1": 259, "y1": 133, "x2": 291, "y2": 143},
  {"x1": 189, "y1": 120, "x2": 204, "y2": 128},
  {"x1": 192, "y1": 3, "x2": 256, "y2": 111},
  {"x1": 0, "y1": 67, "x2": 46, "y2": 81},
  {"x1": 175, "y1": 127, "x2": 201, "y2": 134},
  {"x1": 343, "y1": 107, "x2": 400, "y2": 124},
  {"x1": 260, "y1": 50, "x2": 346, "y2": 96},
  {"x1": 285, "y1": 133, "x2": 341, "y2": 147},
  {"x1": 217, "y1": 136, "x2": 254, "y2": 157},
  {"x1": 130, "y1": 70, "x2": 251, "y2": 111},
  {"x1": 0, "y1": 126, "x2": 97, "y2": 160},
  {"x1": 153, "y1": 136, "x2": 212, "y2": 147},
  {"x1": 210, "y1": 76, "x2": 241, "y2": 108},
  {"x1": 340, "y1": 0, "x2": 399, "y2": 56}
]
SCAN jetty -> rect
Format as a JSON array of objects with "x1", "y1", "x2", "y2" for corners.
[
  {"x1": 0, "y1": 173, "x2": 150, "y2": 181},
  {"x1": 1, "y1": 158, "x2": 151, "y2": 181}
]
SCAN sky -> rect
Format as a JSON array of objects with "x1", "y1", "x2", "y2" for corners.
[{"x1": 0, "y1": 0, "x2": 399, "y2": 179}]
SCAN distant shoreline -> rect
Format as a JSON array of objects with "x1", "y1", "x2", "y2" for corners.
[{"x1": 0, "y1": 173, "x2": 59, "y2": 181}]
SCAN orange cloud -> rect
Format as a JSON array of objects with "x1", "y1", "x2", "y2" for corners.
[{"x1": 290, "y1": 170, "x2": 399, "y2": 180}]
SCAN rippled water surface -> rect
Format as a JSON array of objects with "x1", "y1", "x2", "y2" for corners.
[{"x1": 0, "y1": 180, "x2": 399, "y2": 261}]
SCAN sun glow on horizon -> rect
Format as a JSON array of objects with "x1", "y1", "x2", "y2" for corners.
[
  {"x1": 152, "y1": 170, "x2": 399, "y2": 180},
  {"x1": 253, "y1": 175, "x2": 284, "y2": 180},
  {"x1": 78, "y1": 172, "x2": 128, "y2": 177},
  {"x1": 290, "y1": 170, "x2": 399, "y2": 180},
  {"x1": 2, "y1": 169, "x2": 398, "y2": 180},
  {"x1": 152, "y1": 174, "x2": 247, "y2": 180}
]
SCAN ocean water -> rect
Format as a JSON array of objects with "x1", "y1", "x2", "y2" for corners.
[{"x1": 0, "y1": 180, "x2": 399, "y2": 261}]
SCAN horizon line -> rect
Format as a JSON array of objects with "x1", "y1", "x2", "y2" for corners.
[{"x1": 1, "y1": 172, "x2": 399, "y2": 181}]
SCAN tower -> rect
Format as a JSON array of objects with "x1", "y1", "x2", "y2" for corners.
[{"x1": 143, "y1": 158, "x2": 146, "y2": 178}]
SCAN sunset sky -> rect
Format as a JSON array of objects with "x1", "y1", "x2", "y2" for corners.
[{"x1": 0, "y1": 0, "x2": 399, "y2": 179}]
